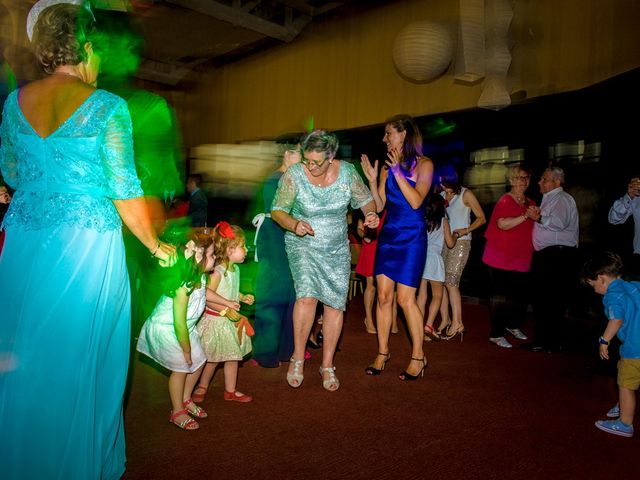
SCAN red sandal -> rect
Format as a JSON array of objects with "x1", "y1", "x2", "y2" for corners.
[
  {"x1": 192, "y1": 384, "x2": 208, "y2": 403},
  {"x1": 183, "y1": 398, "x2": 208, "y2": 418},
  {"x1": 169, "y1": 409, "x2": 199, "y2": 430},
  {"x1": 223, "y1": 390, "x2": 253, "y2": 403}
]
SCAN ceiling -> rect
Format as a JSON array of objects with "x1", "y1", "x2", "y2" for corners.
[{"x1": 96, "y1": 0, "x2": 362, "y2": 86}]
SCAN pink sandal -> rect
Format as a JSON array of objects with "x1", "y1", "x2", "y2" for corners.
[
  {"x1": 183, "y1": 398, "x2": 208, "y2": 418},
  {"x1": 192, "y1": 384, "x2": 208, "y2": 403},
  {"x1": 169, "y1": 409, "x2": 199, "y2": 430}
]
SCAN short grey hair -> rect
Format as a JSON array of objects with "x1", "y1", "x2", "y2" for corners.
[
  {"x1": 300, "y1": 129, "x2": 339, "y2": 160},
  {"x1": 546, "y1": 166, "x2": 565, "y2": 185}
]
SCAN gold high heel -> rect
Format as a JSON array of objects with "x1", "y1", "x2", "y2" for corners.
[{"x1": 442, "y1": 326, "x2": 465, "y2": 342}]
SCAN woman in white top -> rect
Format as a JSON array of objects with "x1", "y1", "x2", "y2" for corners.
[{"x1": 439, "y1": 169, "x2": 486, "y2": 340}]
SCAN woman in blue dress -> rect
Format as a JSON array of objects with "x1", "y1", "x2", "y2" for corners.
[
  {"x1": 271, "y1": 130, "x2": 379, "y2": 391},
  {"x1": 361, "y1": 114, "x2": 433, "y2": 380},
  {"x1": 0, "y1": 3, "x2": 174, "y2": 479}
]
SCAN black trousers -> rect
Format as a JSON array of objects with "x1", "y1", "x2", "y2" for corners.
[
  {"x1": 531, "y1": 245, "x2": 579, "y2": 349},
  {"x1": 487, "y1": 266, "x2": 531, "y2": 338}
]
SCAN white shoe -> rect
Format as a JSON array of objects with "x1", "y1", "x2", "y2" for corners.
[
  {"x1": 490, "y1": 336, "x2": 513, "y2": 348},
  {"x1": 506, "y1": 328, "x2": 528, "y2": 340}
]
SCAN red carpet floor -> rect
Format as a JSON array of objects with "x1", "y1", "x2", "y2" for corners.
[{"x1": 122, "y1": 300, "x2": 637, "y2": 480}]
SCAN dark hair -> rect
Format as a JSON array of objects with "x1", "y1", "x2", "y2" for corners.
[
  {"x1": 385, "y1": 114, "x2": 423, "y2": 173},
  {"x1": 156, "y1": 227, "x2": 214, "y2": 298},
  {"x1": 425, "y1": 193, "x2": 446, "y2": 233},
  {"x1": 439, "y1": 166, "x2": 461, "y2": 194},
  {"x1": 188, "y1": 173, "x2": 203, "y2": 186},
  {"x1": 33, "y1": 4, "x2": 97, "y2": 74},
  {"x1": 300, "y1": 129, "x2": 339, "y2": 160},
  {"x1": 582, "y1": 251, "x2": 623, "y2": 282}
]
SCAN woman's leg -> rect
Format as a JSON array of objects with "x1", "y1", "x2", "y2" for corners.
[
  {"x1": 416, "y1": 278, "x2": 429, "y2": 317},
  {"x1": 370, "y1": 274, "x2": 395, "y2": 369},
  {"x1": 438, "y1": 287, "x2": 451, "y2": 334},
  {"x1": 396, "y1": 283, "x2": 426, "y2": 376},
  {"x1": 287, "y1": 297, "x2": 318, "y2": 382},
  {"x1": 363, "y1": 276, "x2": 377, "y2": 333},
  {"x1": 426, "y1": 281, "x2": 443, "y2": 329},
  {"x1": 391, "y1": 292, "x2": 399, "y2": 333},
  {"x1": 447, "y1": 284, "x2": 464, "y2": 331},
  {"x1": 320, "y1": 305, "x2": 343, "y2": 369}
]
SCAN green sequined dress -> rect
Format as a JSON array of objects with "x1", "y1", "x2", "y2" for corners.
[{"x1": 271, "y1": 161, "x2": 372, "y2": 310}]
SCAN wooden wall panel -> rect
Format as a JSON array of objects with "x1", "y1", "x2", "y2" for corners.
[{"x1": 180, "y1": 0, "x2": 640, "y2": 146}]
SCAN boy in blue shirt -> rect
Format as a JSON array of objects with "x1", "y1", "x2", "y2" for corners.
[{"x1": 583, "y1": 251, "x2": 640, "y2": 437}]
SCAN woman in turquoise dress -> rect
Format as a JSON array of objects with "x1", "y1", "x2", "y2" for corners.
[
  {"x1": 0, "y1": 3, "x2": 174, "y2": 479},
  {"x1": 271, "y1": 130, "x2": 379, "y2": 391},
  {"x1": 361, "y1": 114, "x2": 433, "y2": 381}
]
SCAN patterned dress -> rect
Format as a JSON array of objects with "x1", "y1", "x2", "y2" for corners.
[
  {"x1": 0, "y1": 89, "x2": 141, "y2": 480},
  {"x1": 197, "y1": 265, "x2": 252, "y2": 361},
  {"x1": 272, "y1": 161, "x2": 372, "y2": 310}
]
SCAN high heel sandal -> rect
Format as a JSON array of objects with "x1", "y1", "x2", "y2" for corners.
[
  {"x1": 424, "y1": 324, "x2": 440, "y2": 341},
  {"x1": 442, "y1": 326, "x2": 465, "y2": 342},
  {"x1": 192, "y1": 384, "x2": 208, "y2": 403},
  {"x1": 169, "y1": 409, "x2": 199, "y2": 430},
  {"x1": 365, "y1": 352, "x2": 390, "y2": 376},
  {"x1": 319, "y1": 366, "x2": 340, "y2": 391},
  {"x1": 399, "y1": 357, "x2": 427, "y2": 381},
  {"x1": 286, "y1": 357, "x2": 305, "y2": 388},
  {"x1": 183, "y1": 398, "x2": 208, "y2": 418},
  {"x1": 436, "y1": 322, "x2": 451, "y2": 337}
]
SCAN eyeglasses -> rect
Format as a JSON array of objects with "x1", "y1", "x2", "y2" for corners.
[
  {"x1": 300, "y1": 155, "x2": 328, "y2": 168},
  {"x1": 514, "y1": 175, "x2": 531, "y2": 182}
]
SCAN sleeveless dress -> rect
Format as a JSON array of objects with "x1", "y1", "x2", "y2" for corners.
[
  {"x1": 272, "y1": 161, "x2": 373, "y2": 310},
  {"x1": 0, "y1": 89, "x2": 142, "y2": 480},
  {"x1": 374, "y1": 172, "x2": 427, "y2": 288},
  {"x1": 197, "y1": 265, "x2": 252, "y2": 361},
  {"x1": 442, "y1": 187, "x2": 472, "y2": 286},
  {"x1": 136, "y1": 275, "x2": 208, "y2": 373},
  {"x1": 422, "y1": 218, "x2": 446, "y2": 282}
]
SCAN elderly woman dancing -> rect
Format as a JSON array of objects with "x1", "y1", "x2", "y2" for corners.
[{"x1": 271, "y1": 129, "x2": 379, "y2": 391}]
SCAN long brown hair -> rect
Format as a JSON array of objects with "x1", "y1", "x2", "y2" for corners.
[{"x1": 385, "y1": 114, "x2": 423, "y2": 174}]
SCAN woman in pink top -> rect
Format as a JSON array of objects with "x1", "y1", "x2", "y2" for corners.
[{"x1": 482, "y1": 165, "x2": 537, "y2": 348}]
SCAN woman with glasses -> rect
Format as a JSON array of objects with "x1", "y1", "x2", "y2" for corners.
[
  {"x1": 361, "y1": 114, "x2": 433, "y2": 381},
  {"x1": 271, "y1": 129, "x2": 379, "y2": 391},
  {"x1": 482, "y1": 165, "x2": 537, "y2": 348}
]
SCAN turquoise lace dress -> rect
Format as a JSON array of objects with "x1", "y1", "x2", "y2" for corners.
[
  {"x1": 0, "y1": 89, "x2": 142, "y2": 480},
  {"x1": 272, "y1": 161, "x2": 372, "y2": 310}
]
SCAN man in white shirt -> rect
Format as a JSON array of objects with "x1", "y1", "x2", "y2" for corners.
[
  {"x1": 523, "y1": 166, "x2": 579, "y2": 352},
  {"x1": 608, "y1": 176, "x2": 640, "y2": 277}
]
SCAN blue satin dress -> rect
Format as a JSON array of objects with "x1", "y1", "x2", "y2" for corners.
[
  {"x1": 374, "y1": 171, "x2": 427, "y2": 288},
  {"x1": 0, "y1": 89, "x2": 142, "y2": 479}
]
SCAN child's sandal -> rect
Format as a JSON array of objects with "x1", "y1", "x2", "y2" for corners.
[
  {"x1": 192, "y1": 384, "x2": 208, "y2": 403},
  {"x1": 183, "y1": 398, "x2": 208, "y2": 418},
  {"x1": 169, "y1": 409, "x2": 199, "y2": 430}
]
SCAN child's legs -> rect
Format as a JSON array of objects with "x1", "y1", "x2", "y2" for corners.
[
  {"x1": 184, "y1": 364, "x2": 204, "y2": 400},
  {"x1": 197, "y1": 362, "x2": 219, "y2": 389},
  {"x1": 416, "y1": 279, "x2": 429, "y2": 318},
  {"x1": 168, "y1": 371, "x2": 187, "y2": 412},
  {"x1": 426, "y1": 281, "x2": 443, "y2": 328},
  {"x1": 223, "y1": 361, "x2": 239, "y2": 393},
  {"x1": 617, "y1": 358, "x2": 640, "y2": 425}
]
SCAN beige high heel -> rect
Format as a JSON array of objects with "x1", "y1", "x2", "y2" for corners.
[
  {"x1": 319, "y1": 366, "x2": 340, "y2": 391},
  {"x1": 286, "y1": 357, "x2": 305, "y2": 388}
]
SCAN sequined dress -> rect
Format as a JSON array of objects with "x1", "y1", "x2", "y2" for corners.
[
  {"x1": 0, "y1": 89, "x2": 142, "y2": 480},
  {"x1": 272, "y1": 161, "x2": 372, "y2": 310}
]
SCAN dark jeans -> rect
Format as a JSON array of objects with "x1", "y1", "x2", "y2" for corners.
[
  {"x1": 531, "y1": 245, "x2": 579, "y2": 349},
  {"x1": 487, "y1": 266, "x2": 531, "y2": 338}
]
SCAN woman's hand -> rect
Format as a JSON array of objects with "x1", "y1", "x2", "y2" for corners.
[
  {"x1": 294, "y1": 220, "x2": 314, "y2": 237},
  {"x1": 182, "y1": 349, "x2": 192, "y2": 367},
  {"x1": 452, "y1": 228, "x2": 467, "y2": 238},
  {"x1": 385, "y1": 148, "x2": 402, "y2": 174},
  {"x1": 152, "y1": 240, "x2": 177, "y2": 267},
  {"x1": 526, "y1": 205, "x2": 541, "y2": 222},
  {"x1": 240, "y1": 293, "x2": 255, "y2": 305},
  {"x1": 363, "y1": 211, "x2": 379, "y2": 229},
  {"x1": 360, "y1": 155, "x2": 378, "y2": 184},
  {"x1": 0, "y1": 188, "x2": 11, "y2": 204}
]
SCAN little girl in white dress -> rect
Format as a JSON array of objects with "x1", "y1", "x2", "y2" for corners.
[
  {"x1": 417, "y1": 194, "x2": 455, "y2": 339},
  {"x1": 193, "y1": 222, "x2": 255, "y2": 403},
  {"x1": 137, "y1": 230, "x2": 216, "y2": 430}
]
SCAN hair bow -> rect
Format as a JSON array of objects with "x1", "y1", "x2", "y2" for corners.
[
  {"x1": 216, "y1": 221, "x2": 235, "y2": 239},
  {"x1": 184, "y1": 240, "x2": 205, "y2": 264}
]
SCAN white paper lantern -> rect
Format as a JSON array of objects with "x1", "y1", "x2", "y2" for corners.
[{"x1": 392, "y1": 21, "x2": 453, "y2": 82}]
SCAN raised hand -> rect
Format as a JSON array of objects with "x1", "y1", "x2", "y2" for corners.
[
  {"x1": 360, "y1": 154, "x2": 379, "y2": 184},
  {"x1": 385, "y1": 147, "x2": 402, "y2": 173}
]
